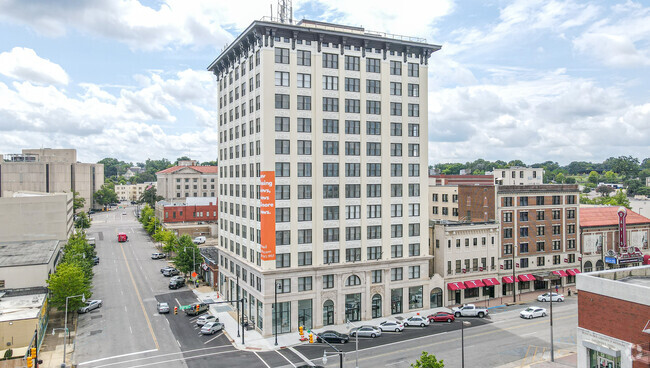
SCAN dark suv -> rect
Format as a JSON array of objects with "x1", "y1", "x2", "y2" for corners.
[
  {"x1": 185, "y1": 302, "x2": 209, "y2": 316},
  {"x1": 169, "y1": 276, "x2": 185, "y2": 289}
]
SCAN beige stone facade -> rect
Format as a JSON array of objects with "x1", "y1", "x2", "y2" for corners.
[
  {"x1": 488, "y1": 166, "x2": 543, "y2": 186},
  {"x1": 0, "y1": 192, "x2": 73, "y2": 242},
  {"x1": 115, "y1": 182, "x2": 156, "y2": 202},
  {"x1": 156, "y1": 167, "x2": 218, "y2": 200},
  {"x1": 428, "y1": 184, "x2": 460, "y2": 221}
]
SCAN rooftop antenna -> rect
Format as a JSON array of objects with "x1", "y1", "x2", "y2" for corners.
[{"x1": 277, "y1": 0, "x2": 292, "y2": 23}]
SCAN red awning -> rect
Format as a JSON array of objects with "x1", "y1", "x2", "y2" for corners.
[
  {"x1": 447, "y1": 282, "x2": 467, "y2": 291},
  {"x1": 517, "y1": 274, "x2": 535, "y2": 282},
  {"x1": 644, "y1": 255, "x2": 650, "y2": 265},
  {"x1": 502, "y1": 276, "x2": 515, "y2": 284},
  {"x1": 566, "y1": 269, "x2": 581, "y2": 276},
  {"x1": 464, "y1": 279, "x2": 486, "y2": 288},
  {"x1": 552, "y1": 270, "x2": 568, "y2": 277},
  {"x1": 482, "y1": 278, "x2": 501, "y2": 286}
]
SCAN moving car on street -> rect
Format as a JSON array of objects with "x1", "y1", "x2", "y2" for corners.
[
  {"x1": 404, "y1": 316, "x2": 429, "y2": 327},
  {"x1": 520, "y1": 306, "x2": 547, "y2": 319},
  {"x1": 452, "y1": 304, "x2": 489, "y2": 318},
  {"x1": 537, "y1": 293, "x2": 564, "y2": 302},
  {"x1": 157, "y1": 302, "x2": 170, "y2": 314},
  {"x1": 427, "y1": 311, "x2": 455, "y2": 323},
  {"x1": 117, "y1": 233, "x2": 128, "y2": 242},
  {"x1": 378, "y1": 320, "x2": 404, "y2": 332},
  {"x1": 78, "y1": 300, "x2": 102, "y2": 313},
  {"x1": 151, "y1": 252, "x2": 166, "y2": 259},
  {"x1": 185, "y1": 302, "x2": 209, "y2": 316},
  {"x1": 349, "y1": 325, "x2": 382, "y2": 338},
  {"x1": 200, "y1": 321, "x2": 224, "y2": 335},
  {"x1": 316, "y1": 331, "x2": 349, "y2": 344}
]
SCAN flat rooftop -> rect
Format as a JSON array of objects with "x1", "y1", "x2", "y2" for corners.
[
  {"x1": 615, "y1": 276, "x2": 650, "y2": 287},
  {"x1": 0, "y1": 240, "x2": 60, "y2": 267},
  {"x1": 0, "y1": 293, "x2": 46, "y2": 322}
]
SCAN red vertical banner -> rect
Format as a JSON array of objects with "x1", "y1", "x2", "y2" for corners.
[
  {"x1": 260, "y1": 171, "x2": 276, "y2": 260},
  {"x1": 618, "y1": 207, "x2": 627, "y2": 250}
]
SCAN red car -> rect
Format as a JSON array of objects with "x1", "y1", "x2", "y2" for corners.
[{"x1": 427, "y1": 312, "x2": 455, "y2": 323}]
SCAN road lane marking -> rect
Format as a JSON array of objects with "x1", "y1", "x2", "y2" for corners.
[
  {"x1": 254, "y1": 352, "x2": 272, "y2": 368},
  {"x1": 276, "y1": 350, "x2": 297, "y2": 367},
  {"x1": 174, "y1": 298, "x2": 181, "y2": 307},
  {"x1": 177, "y1": 340, "x2": 181, "y2": 347},
  {"x1": 288, "y1": 347, "x2": 315, "y2": 367},
  {"x1": 78, "y1": 349, "x2": 158, "y2": 365},
  {"x1": 203, "y1": 332, "x2": 223, "y2": 344},
  {"x1": 119, "y1": 243, "x2": 159, "y2": 350}
]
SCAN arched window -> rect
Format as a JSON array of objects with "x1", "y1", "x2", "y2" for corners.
[
  {"x1": 371, "y1": 294, "x2": 382, "y2": 318},
  {"x1": 346, "y1": 275, "x2": 361, "y2": 286},
  {"x1": 323, "y1": 300, "x2": 334, "y2": 326},
  {"x1": 430, "y1": 287, "x2": 443, "y2": 308},
  {"x1": 595, "y1": 260, "x2": 604, "y2": 271},
  {"x1": 584, "y1": 261, "x2": 593, "y2": 273}
]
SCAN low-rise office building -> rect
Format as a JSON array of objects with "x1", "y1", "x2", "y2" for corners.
[
  {"x1": 156, "y1": 163, "x2": 218, "y2": 200},
  {"x1": 576, "y1": 265, "x2": 650, "y2": 368},
  {"x1": 156, "y1": 197, "x2": 218, "y2": 224},
  {"x1": 115, "y1": 182, "x2": 156, "y2": 202},
  {"x1": 0, "y1": 192, "x2": 73, "y2": 242},
  {"x1": 0, "y1": 289, "x2": 48, "y2": 356}
]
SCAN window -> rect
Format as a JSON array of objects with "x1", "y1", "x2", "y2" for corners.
[
  {"x1": 297, "y1": 140, "x2": 312, "y2": 155},
  {"x1": 520, "y1": 227, "x2": 529, "y2": 237},
  {"x1": 323, "y1": 53, "x2": 338, "y2": 68},
  {"x1": 504, "y1": 228, "x2": 513, "y2": 239},
  {"x1": 367, "y1": 58, "x2": 380, "y2": 73},
  {"x1": 390, "y1": 82, "x2": 402, "y2": 96},
  {"x1": 276, "y1": 208, "x2": 290, "y2": 223},
  {"x1": 408, "y1": 143, "x2": 420, "y2": 157},
  {"x1": 297, "y1": 50, "x2": 311, "y2": 66},
  {"x1": 277, "y1": 278, "x2": 291, "y2": 293},
  {"x1": 346, "y1": 205, "x2": 361, "y2": 219},
  {"x1": 297, "y1": 162, "x2": 312, "y2": 177},
  {"x1": 553, "y1": 196, "x2": 561, "y2": 205},
  {"x1": 537, "y1": 226, "x2": 545, "y2": 236},
  {"x1": 566, "y1": 195, "x2": 576, "y2": 204},
  {"x1": 345, "y1": 99, "x2": 360, "y2": 113},
  {"x1": 345, "y1": 163, "x2": 360, "y2": 177},
  {"x1": 367, "y1": 121, "x2": 381, "y2": 135},
  {"x1": 323, "y1": 141, "x2": 339, "y2": 155},
  {"x1": 520, "y1": 243, "x2": 529, "y2": 253},
  {"x1": 409, "y1": 184, "x2": 420, "y2": 197},
  {"x1": 408, "y1": 266, "x2": 420, "y2": 279},
  {"x1": 345, "y1": 249, "x2": 361, "y2": 263},
  {"x1": 408, "y1": 164, "x2": 420, "y2": 177},
  {"x1": 390, "y1": 123, "x2": 402, "y2": 136},
  {"x1": 297, "y1": 117, "x2": 311, "y2": 132},
  {"x1": 391, "y1": 224, "x2": 403, "y2": 238},
  {"x1": 345, "y1": 77, "x2": 360, "y2": 92},
  {"x1": 297, "y1": 95, "x2": 311, "y2": 110},
  {"x1": 275, "y1": 48, "x2": 289, "y2": 64},
  {"x1": 323, "y1": 206, "x2": 339, "y2": 220},
  {"x1": 371, "y1": 270, "x2": 382, "y2": 283},
  {"x1": 520, "y1": 211, "x2": 529, "y2": 222},
  {"x1": 275, "y1": 117, "x2": 289, "y2": 132},
  {"x1": 519, "y1": 197, "x2": 529, "y2": 206},
  {"x1": 323, "y1": 97, "x2": 339, "y2": 112},
  {"x1": 408, "y1": 103, "x2": 419, "y2": 117},
  {"x1": 390, "y1": 144, "x2": 402, "y2": 157},
  {"x1": 367, "y1": 225, "x2": 382, "y2": 239},
  {"x1": 298, "y1": 185, "x2": 312, "y2": 199},
  {"x1": 298, "y1": 207, "x2": 312, "y2": 222},
  {"x1": 409, "y1": 243, "x2": 420, "y2": 256},
  {"x1": 345, "y1": 274, "x2": 361, "y2": 285},
  {"x1": 275, "y1": 139, "x2": 290, "y2": 154},
  {"x1": 323, "y1": 249, "x2": 339, "y2": 262},
  {"x1": 323, "y1": 75, "x2": 338, "y2": 90},
  {"x1": 391, "y1": 204, "x2": 403, "y2": 217},
  {"x1": 276, "y1": 185, "x2": 290, "y2": 200},
  {"x1": 553, "y1": 255, "x2": 561, "y2": 265},
  {"x1": 323, "y1": 275, "x2": 334, "y2": 289},
  {"x1": 367, "y1": 142, "x2": 381, "y2": 156},
  {"x1": 391, "y1": 267, "x2": 403, "y2": 281},
  {"x1": 391, "y1": 244, "x2": 403, "y2": 258},
  {"x1": 390, "y1": 102, "x2": 402, "y2": 116},
  {"x1": 275, "y1": 162, "x2": 290, "y2": 177},
  {"x1": 367, "y1": 183, "x2": 381, "y2": 197},
  {"x1": 367, "y1": 204, "x2": 381, "y2": 218},
  {"x1": 276, "y1": 253, "x2": 290, "y2": 268},
  {"x1": 408, "y1": 63, "x2": 419, "y2": 77},
  {"x1": 275, "y1": 71, "x2": 289, "y2": 86},
  {"x1": 390, "y1": 60, "x2": 402, "y2": 75},
  {"x1": 408, "y1": 83, "x2": 419, "y2": 97},
  {"x1": 275, "y1": 94, "x2": 289, "y2": 109},
  {"x1": 347, "y1": 226, "x2": 362, "y2": 241},
  {"x1": 552, "y1": 225, "x2": 561, "y2": 235},
  {"x1": 536, "y1": 241, "x2": 545, "y2": 251},
  {"x1": 367, "y1": 163, "x2": 381, "y2": 177},
  {"x1": 366, "y1": 79, "x2": 381, "y2": 94},
  {"x1": 567, "y1": 209, "x2": 575, "y2": 219},
  {"x1": 409, "y1": 223, "x2": 420, "y2": 236},
  {"x1": 391, "y1": 163, "x2": 402, "y2": 177},
  {"x1": 323, "y1": 163, "x2": 339, "y2": 177},
  {"x1": 504, "y1": 212, "x2": 513, "y2": 222},
  {"x1": 297, "y1": 73, "x2": 311, "y2": 88},
  {"x1": 323, "y1": 184, "x2": 339, "y2": 199},
  {"x1": 345, "y1": 55, "x2": 360, "y2": 71},
  {"x1": 537, "y1": 256, "x2": 545, "y2": 266},
  {"x1": 345, "y1": 142, "x2": 360, "y2": 156},
  {"x1": 553, "y1": 210, "x2": 561, "y2": 220},
  {"x1": 537, "y1": 211, "x2": 545, "y2": 220},
  {"x1": 298, "y1": 277, "x2": 312, "y2": 291},
  {"x1": 345, "y1": 120, "x2": 360, "y2": 134},
  {"x1": 567, "y1": 224, "x2": 575, "y2": 234}
]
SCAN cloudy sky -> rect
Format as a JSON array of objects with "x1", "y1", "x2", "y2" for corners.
[{"x1": 0, "y1": 0, "x2": 648, "y2": 165}]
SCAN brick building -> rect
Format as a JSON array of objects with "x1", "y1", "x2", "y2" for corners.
[
  {"x1": 496, "y1": 185, "x2": 581, "y2": 299},
  {"x1": 157, "y1": 198, "x2": 218, "y2": 223},
  {"x1": 576, "y1": 265, "x2": 650, "y2": 368},
  {"x1": 580, "y1": 207, "x2": 650, "y2": 272},
  {"x1": 428, "y1": 179, "x2": 495, "y2": 223},
  {"x1": 429, "y1": 174, "x2": 494, "y2": 186}
]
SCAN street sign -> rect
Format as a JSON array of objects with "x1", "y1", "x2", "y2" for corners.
[{"x1": 191, "y1": 271, "x2": 198, "y2": 278}]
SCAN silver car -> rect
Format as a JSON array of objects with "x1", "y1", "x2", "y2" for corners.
[
  {"x1": 78, "y1": 300, "x2": 102, "y2": 313},
  {"x1": 349, "y1": 325, "x2": 382, "y2": 338},
  {"x1": 378, "y1": 320, "x2": 404, "y2": 332},
  {"x1": 157, "y1": 302, "x2": 170, "y2": 314},
  {"x1": 196, "y1": 314, "x2": 218, "y2": 326},
  {"x1": 200, "y1": 322, "x2": 224, "y2": 335}
]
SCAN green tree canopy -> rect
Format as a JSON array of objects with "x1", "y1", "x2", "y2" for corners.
[
  {"x1": 98, "y1": 158, "x2": 131, "y2": 178},
  {"x1": 173, "y1": 235, "x2": 200, "y2": 276},
  {"x1": 140, "y1": 186, "x2": 163, "y2": 208},
  {"x1": 47, "y1": 262, "x2": 92, "y2": 311},
  {"x1": 72, "y1": 191, "x2": 85, "y2": 213},
  {"x1": 94, "y1": 184, "x2": 118, "y2": 206},
  {"x1": 596, "y1": 184, "x2": 614, "y2": 197},
  {"x1": 588, "y1": 171, "x2": 600, "y2": 184},
  {"x1": 75, "y1": 212, "x2": 91, "y2": 230},
  {"x1": 411, "y1": 352, "x2": 444, "y2": 368}
]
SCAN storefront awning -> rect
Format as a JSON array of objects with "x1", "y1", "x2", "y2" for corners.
[
  {"x1": 447, "y1": 282, "x2": 467, "y2": 291},
  {"x1": 502, "y1": 276, "x2": 515, "y2": 284},
  {"x1": 566, "y1": 268, "x2": 580, "y2": 276},
  {"x1": 552, "y1": 270, "x2": 568, "y2": 277},
  {"x1": 464, "y1": 279, "x2": 486, "y2": 288},
  {"x1": 517, "y1": 274, "x2": 535, "y2": 282},
  {"x1": 482, "y1": 278, "x2": 501, "y2": 286}
]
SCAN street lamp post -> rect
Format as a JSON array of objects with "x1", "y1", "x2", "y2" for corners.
[
  {"x1": 461, "y1": 320, "x2": 471, "y2": 368},
  {"x1": 236, "y1": 274, "x2": 240, "y2": 338},
  {"x1": 274, "y1": 280, "x2": 279, "y2": 346},
  {"x1": 63, "y1": 294, "x2": 85, "y2": 367},
  {"x1": 533, "y1": 272, "x2": 559, "y2": 362},
  {"x1": 346, "y1": 319, "x2": 359, "y2": 368}
]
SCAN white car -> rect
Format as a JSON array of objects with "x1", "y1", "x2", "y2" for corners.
[
  {"x1": 537, "y1": 293, "x2": 564, "y2": 302},
  {"x1": 404, "y1": 316, "x2": 429, "y2": 327},
  {"x1": 520, "y1": 306, "x2": 547, "y2": 319},
  {"x1": 378, "y1": 320, "x2": 404, "y2": 332},
  {"x1": 200, "y1": 321, "x2": 224, "y2": 335},
  {"x1": 78, "y1": 300, "x2": 102, "y2": 313},
  {"x1": 193, "y1": 236, "x2": 206, "y2": 244},
  {"x1": 196, "y1": 314, "x2": 218, "y2": 326}
]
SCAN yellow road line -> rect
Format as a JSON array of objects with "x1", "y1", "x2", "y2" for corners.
[
  {"x1": 520, "y1": 346, "x2": 532, "y2": 367},
  {"x1": 120, "y1": 243, "x2": 159, "y2": 350}
]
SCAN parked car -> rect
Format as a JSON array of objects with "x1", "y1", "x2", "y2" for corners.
[
  {"x1": 169, "y1": 276, "x2": 185, "y2": 289},
  {"x1": 193, "y1": 236, "x2": 206, "y2": 245},
  {"x1": 88, "y1": 209, "x2": 96, "y2": 215},
  {"x1": 520, "y1": 306, "x2": 547, "y2": 319},
  {"x1": 161, "y1": 266, "x2": 175, "y2": 273},
  {"x1": 316, "y1": 330, "x2": 349, "y2": 344},
  {"x1": 200, "y1": 321, "x2": 224, "y2": 335},
  {"x1": 162, "y1": 268, "x2": 180, "y2": 277},
  {"x1": 131, "y1": 201, "x2": 137, "y2": 205},
  {"x1": 428, "y1": 311, "x2": 455, "y2": 323},
  {"x1": 157, "y1": 302, "x2": 170, "y2": 314},
  {"x1": 88, "y1": 237, "x2": 96, "y2": 247},
  {"x1": 93, "y1": 256, "x2": 100, "y2": 265},
  {"x1": 117, "y1": 233, "x2": 128, "y2": 242},
  {"x1": 404, "y1": 316, "x2": 430, "y2": 327},
  {"x1": 452, "y1": 304, "x2": 489, "y2": 318},
  {"x1": 78, "y1": 300, "x2": 102, "y2": 313},
  {"x1": 197, "y1": 314, "x2": 218, "y2": 326},
  {"x1": 378, "y1": 320, "x2": 404, "y2": 332},
  {"x1": 185, "y1": 302, "x2": 209, "y2": 316},
  {"x1": 537, "y1": 293, "x2": 564, "y2": 302},
  {"x1": 349, "y1": 325, "x2": 382, "y2": 338},
  {"x1": 151, "y1": 253, "x2": 166, "y2": 259}
]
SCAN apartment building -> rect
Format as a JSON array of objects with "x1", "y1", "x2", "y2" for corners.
[
  {"x1": 487, "y1": 166, "x2": 543, "y2": 186},
  {"x1": 580, "y1": 207, "x2": 650, "y2": 271},
  {"x1": 429, "y1": 179, "x2": 496, "y2": 222},
  {"x1": 208, "y1": 18, "x2": 440, "y2": 336},
  {"x1": 496, "y1": 185, "x2": 580, "y2": 299},
  {"x1": 430, "y1": 221, "x2": 501, "y2": 306},
  {"x1": 156, "y1": 165, "x2": 218, "y2": 200},
  {"x1": 0, "y1": 148, "x2": 104, "y2": 211},
  {"x1": 115, "y1": 182, "x2": 155, "y2": 202}
]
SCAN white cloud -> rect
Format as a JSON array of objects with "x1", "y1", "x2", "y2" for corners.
[{"x1": 0, "y1": 47, "x2": 69, "y2": 85}]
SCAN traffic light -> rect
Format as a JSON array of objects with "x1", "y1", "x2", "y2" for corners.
[
  {"x1": 309, "y1": 333, "x2": 313, "y2": 344},
  {"x1": 26, "y1": 356, "x2": 33, "y2": 368},
  {"x1": 31, "y1": 348, "x2": 36, "y2": 358},
  {"x1": 299, "y1": 326, "x2": 303, "y2": 335},
  {"x1": 195, "y1": 304, "x2": 200, "y2": 313},
  {"x1": 174, "y1": 306, "x2": 178, "y2": 315}
]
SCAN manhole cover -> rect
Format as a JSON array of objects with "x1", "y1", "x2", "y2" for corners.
[
  {"x1": 91, "y1": 315, "x2": 102, "y2": 319},
  {"x1": 89, "y1": 330, "x2": 102, "y2": 336},
  {"x1": 98, "y1": 232, "x2": 104, "y2": 241}
]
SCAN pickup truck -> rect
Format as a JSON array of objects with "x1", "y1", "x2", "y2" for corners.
[{"x1": 452, "y1": 304, "x2": 489, "y2": 318}]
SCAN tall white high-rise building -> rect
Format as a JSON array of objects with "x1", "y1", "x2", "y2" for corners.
[{"x1": 209, "y1": 18, "x2": 440, "y2": 336}]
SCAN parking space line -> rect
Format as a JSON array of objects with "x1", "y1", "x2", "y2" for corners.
[
  {"x1": 204, "y1": 332, "x2": 223, "y2": 344},
  {"x1": 254, "y1": 352, "x2": 272, "y2": 368}
]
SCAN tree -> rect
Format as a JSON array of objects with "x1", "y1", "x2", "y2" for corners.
[
  {"x1": 47, "y1": 262, "x2": 92, "y2": 311},
  {"x1": 411, "y1": 352, "x2": 444, "y2": 368},
  {"x1": 507, "y1": 160, "x2": 526, "y2": 167},
  {"x1": 145, "y1": 216, "x2": 161, "y2": 235},
  {"x1": 605, "y1": 190, "x2": 631, "y2": 208},
  {"x1": 604, "y1": 171, "x2": 617, "y2": 183},
  {"x1": 588, "y1": 171, "x2": 600, "y2": 184},
  {"x1": 201, "y1": 160, "x2": 218, "y2": 166},
  {"x1": 140, "y1": 186, "x2": 163, "y2": 208},
  {"x1": 605, "y1": 156, "x2": 639, "y2": 178},
  {"x1": 555, "y1": 173, "x2": 566, "y2": 183},
  {"x1": 61, "y1": 232, "x2": 95, "y2": 281},
  {"x1": 596, "y1": 185, "x2": 614, "y2": 197},
  {"x1": 175, "y1": 156, "x2": 192, "y2": 164},
  {"x1": 565, "y1": 177, "x2": 576, "y2": 184},
  {"x1": 139, "y1": 205, "x2": 154, "y2": 226},
  {"x1": 98, "y1": 158, "x2": 131, "y2": 178},
  {"x1": 72, "y1": 191, "x2": 86, "y2": 213},
  {"x1": 75, "y1": 212, "x2": 91, "y2": 230},
  {"x1": 94, "y1": 184, "x2": 118, "y2": 207},
  {"x1": 173, "y1": 235, "x2": 200, "y2": 276}
]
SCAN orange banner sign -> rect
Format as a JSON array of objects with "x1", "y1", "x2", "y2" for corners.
[{"x1": 260, "y1": 171, "x2": 276, "y2": 260}]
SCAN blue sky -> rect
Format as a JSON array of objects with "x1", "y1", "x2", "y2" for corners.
[{"x1": 0, "y1": 0, "x2": 648, "y2": 165}]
